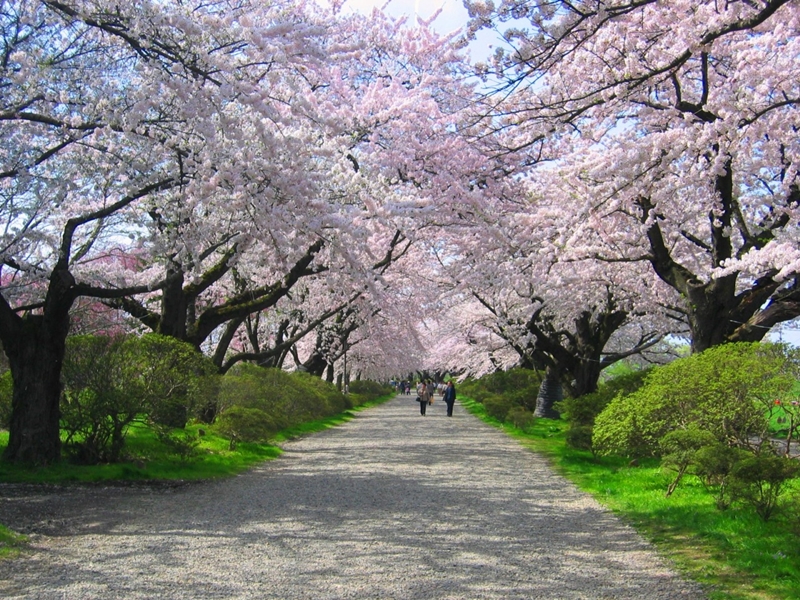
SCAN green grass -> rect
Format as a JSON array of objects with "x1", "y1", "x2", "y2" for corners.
[
  {"x1": 460, "y1": 396, "x2": 800, "y2": 600},
  {"x1": 0, "y1": 524, "x2": 27, "y2": 559},
  {"x1": 0, "y1": 422, "x2": 282, "y2": 484}
]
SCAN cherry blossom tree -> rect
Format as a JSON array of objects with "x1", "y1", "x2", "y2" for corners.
[
  {"x1": 464, "y1": 0, "x2": 800, "y2": 353},
  {"x1": 0, "y1": 0, "x2": 499, "y2": 463}
]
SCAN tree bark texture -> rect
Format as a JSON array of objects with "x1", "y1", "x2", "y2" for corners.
[{"x1": 534, "y1": 366, "x2": 562, "y2": 419}]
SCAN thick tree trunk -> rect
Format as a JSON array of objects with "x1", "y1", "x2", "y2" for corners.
[
  {"x1": 302, "y1": 351, "x2": 328, "y2": 378},
  {"x1": 2, "y1": 310, "x2": 71, "y2": 464},
  {"x1": 570, "y1": 359, "x2": 603, "y2": 398},
  {"x1": 534, "y1": 366, "x2": 562, "y2": 419},
  {"x1": 158, "y1": 267, "x2": 188, "y2": 340}
]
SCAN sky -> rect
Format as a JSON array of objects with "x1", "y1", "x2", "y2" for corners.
[
  {"x1": 340, "y1": 0, "x2": 470, "y2": 30},
  {"x1": 337, "y1": 0, "x2": 500, "y2": 61}
]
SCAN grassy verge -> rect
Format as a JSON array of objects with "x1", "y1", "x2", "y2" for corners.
[
  {"x1": 0, "y1": 524, "x2": 26, "y2": 560},
  {"x1": 460, "y1": 396, "x2": 800, "y2": 600}
]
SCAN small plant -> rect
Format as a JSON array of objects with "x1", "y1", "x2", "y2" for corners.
[
  {"x1": 154, "y1": 425, "x2": 202, "y2": 464},
  {"x1": 214, "y1": 406, "x2": 277, "y2": 448},
  {"x1": 558, "y1": 367, "x2": 650, "y2": 453},
  {"x1": 60, "y1": 335, "x2": 142, "y2": 464},
  {"x1": 692, "y1": 442, "x2": 749, "y2": 510},
  {"x1": 659, "y1": 427, "x2": 718, "y2": 496},
  {"x1": 728, "y1": 453, "x2": 800, "y2": 521},
  {"x1": 507, "y1": 406, "x2": 536, "y2": 431},
  {"x1": 483, "y1": 393, "x2": 512, "y2": 422}
]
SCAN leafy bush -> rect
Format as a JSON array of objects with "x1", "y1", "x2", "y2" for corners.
[
  {"x1": 123, "y1": 334, "x2": 218, "y2": 428},
  {"x1": 593, "y1": 343, "x2": 796, "y2": 458},
  {"x1": 218, "y1": 364, "x2": 350, "y2": 433},
  {"x1": 565, "y1": 425, "x2": 595, "y2": 454},
  {"x1": 214, "y1": 406, "x2": 277, "y2": 448},
  {"x1": 154, "y1": 425, "x2": 202, "y2": 463},
  {"x1": 728, "y1": 454, "x2": 800, "y2": 521},
  {"x1": 558, "y1": 368, "x2": 650, "y2": 453},
  {"x1": 691, "y1": 442, "x2": 748, "y2": 510},
  {"x1": 483, "y1": 393, "x2": 513, "y2": 422},
  {"x1": 659, "y1": 427, "x2": 717, "y2": 496},
  {"x1": 459, "y1": 368, "x2": 543, "y2": 412},
  {"x1": 347, "y1": 379, "x2": 392, "y2": 406},
  {"x1": 61, "y1": 335, "x2": 142, "y2": 464},
  {"x1": 506, "y1": 406, "x2": 536, "y2": 431},
  {"x1": 60, "y1": 334, "x2": 217, "y2": 464}
]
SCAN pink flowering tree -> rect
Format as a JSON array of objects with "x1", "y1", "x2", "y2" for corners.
[
  {"x1": 0, "y1": 1, "x2": 498, "y2": 463},
  {"x1": 464, "y1": 0, "x2": 800, "y2": 353}
]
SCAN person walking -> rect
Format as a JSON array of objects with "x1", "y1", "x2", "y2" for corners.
[
  {"x1": 419, "y1": 382, "x2": 431, "y2": 416},
  {"x1": 443, "y1": 380, "x2": 457, "y2": 417}
]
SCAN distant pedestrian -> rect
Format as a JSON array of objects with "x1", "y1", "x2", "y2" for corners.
[
  {"x1": 419, "y1": 382, "x2": 431, "y2": 416},
  {"x1": 443, "y1": 381, "x2": 457, "y2": 417}
]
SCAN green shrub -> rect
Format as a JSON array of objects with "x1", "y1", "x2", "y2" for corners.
[
  {"x1": 558, "y1": 368, "x2": 650, "y2": 427},
  {"x1": 460, "y1": 368, "x2": 543, "y2": 411},
  {"x1": 218, "y1": 364, "x2": 350, "y2": 432},
  {"x1": 60, "y1": 334, "x2": 217, "y2": 464},
  {"x1": 729, "y1": 454, "x2": 800, "y2": 521},
  {"x1": 154, "y1": 425, "x2": 202, "y2": 463},
  {"x1": 348, "y1": 380, "x2": 392, "y2": 405},
  {"x1": 462, "y1": 369, "x2": 542, "y2": 397},
  {"x1": 692, "y1": 442, "x2": 748, "y2": 510},
  {"x1": 593, "y1": 343, "x2": 795, "y2": 458},
  {"x1": 558, "y1": 368, "x2": 650, "y2": 453},
  {"x1": 483, "y1": 393, "x2": 513, "y2": 422},
  {"x1": 61, "y1": 335, "x2": 144, "y2": 464},
  {"x1": 565, "y1": 425, "x2": 595, "y2": 453},
  {"x1": 123, "y1": 334, "x2": 218, "y2": 428},
  {"x1": 659, "y1": 427, "x2": 717, "y2": 496},
  {"x1": 506, "y1": 406, "x2": 536, "y2": 431},
  {"x1": 214, "y1": 406, "x2": 278, "y2": 448}
]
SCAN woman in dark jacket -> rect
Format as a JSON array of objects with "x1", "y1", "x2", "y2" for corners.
[{"x1": 443, "y1": 381, "x2": 456, "y2": 417}]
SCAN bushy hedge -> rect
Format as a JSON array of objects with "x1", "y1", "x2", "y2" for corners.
[
  {"x1": 60, "y1": 334, "x2": 217, "y2": 464},
  {"x1": 347, "y1": 379, "x2": 393, "y2": 407},
  {"x1": 212, "y1": 365, "x2": 394, "y2": 447},
  {"x1": 217, "y1": 364, "x2": 347, "y2": 430},
  {"x1": 459, "y1": 368, "x2": 542, "y2": 426},
  {"x1": 593, "y1": 343, "x2": 797, "y2": 458},
  {"x1": 557, "y1": 367, "x2": 650, "y2": 454},
  {"x1": 2, "y1": 331, "x2": 392, "y2": 464}
]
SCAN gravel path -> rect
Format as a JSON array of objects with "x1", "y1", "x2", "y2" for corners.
[{"x1": 0, "y1": 396, "x2": 705, "y2": 599}]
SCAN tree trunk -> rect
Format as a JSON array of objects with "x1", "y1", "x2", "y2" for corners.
[
  {"x1": 158, "y1": 266, "x2": 188, "y2": 340},
  {"x1": 534, "y1": 366, "x2": 562, "y2": 419},
  {"x1": 302, "y1": 351, "x2": 328, "y2": 378},
  {"x1": 569, "y1": 359, "x2": 603, "y2": 398},
  {"x1": 2, "y1": 314, "x2": 70, "y2": 464}
]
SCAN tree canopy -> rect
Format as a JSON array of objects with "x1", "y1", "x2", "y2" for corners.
[{"x1": 2, "y1": 0, "x2": 799, "y2": 462}]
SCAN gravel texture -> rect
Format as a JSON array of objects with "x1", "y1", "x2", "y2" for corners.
[{"x1": 0, "y1": 396, "x2": 706, "y2": 599}]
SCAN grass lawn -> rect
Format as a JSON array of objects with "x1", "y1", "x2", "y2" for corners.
[{"x1": 460, "y1": 396, "x2": 800, "y2": 600}]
